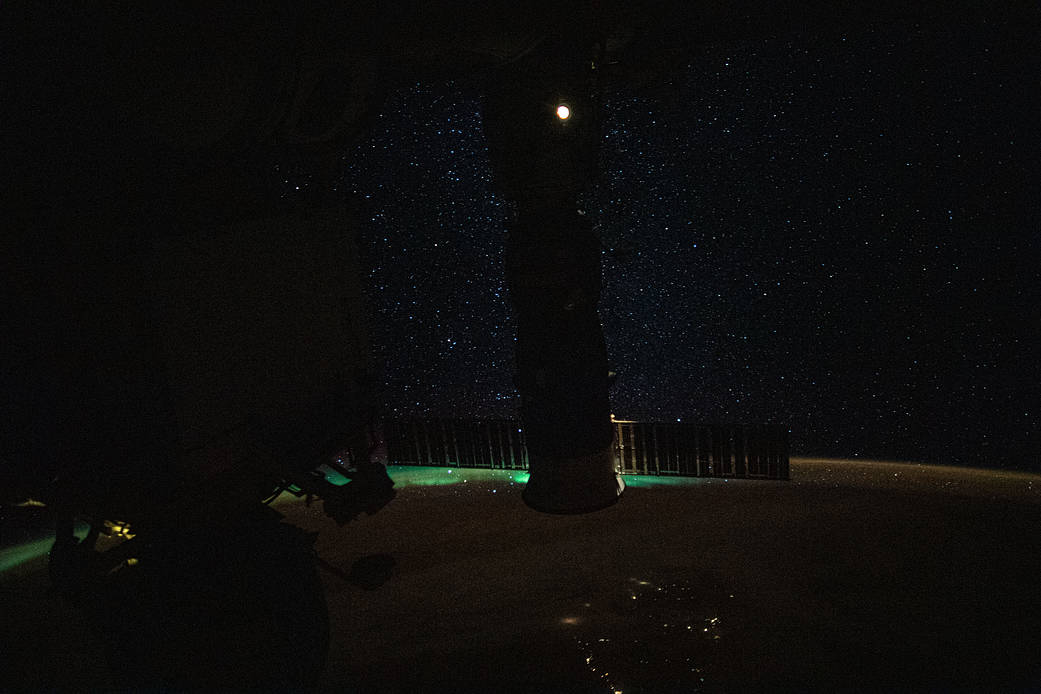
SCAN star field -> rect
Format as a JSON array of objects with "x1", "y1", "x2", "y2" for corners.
[{"x1": 343, "y1": 18, "x2": 1039, "y2": 468}]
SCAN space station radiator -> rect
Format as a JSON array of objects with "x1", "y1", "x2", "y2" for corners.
[{"x1": 383, "y1": 419, "x2": 789, "y2": 480}]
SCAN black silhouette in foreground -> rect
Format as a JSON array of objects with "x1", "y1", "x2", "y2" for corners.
[{"x1": 2, "y1": 1, "x2": 1004, "y2": 689}]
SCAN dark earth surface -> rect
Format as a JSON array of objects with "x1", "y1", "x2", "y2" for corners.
[{"x1": 3, "y1": 459, "x2": 1040, "y2": 692}]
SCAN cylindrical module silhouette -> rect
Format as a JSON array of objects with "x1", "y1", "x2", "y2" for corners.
[{"x1": 482, "y1": 36, "x2": 624, "y2": 513}]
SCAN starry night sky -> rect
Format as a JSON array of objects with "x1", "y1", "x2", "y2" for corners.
[{"x1": 340, "y1": 16, "x2": 1039, "y2": 468}]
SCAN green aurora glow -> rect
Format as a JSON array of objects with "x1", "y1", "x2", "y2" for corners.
[
  {"x1": 2, "y1": 468, "x2": 705, "y2": 575},
  {"x1": 0, "y1": 523, "x2": 88, "y2": 575},
  {"x1": 323, "y1": 465, "x2": 711, "y2": 489}
]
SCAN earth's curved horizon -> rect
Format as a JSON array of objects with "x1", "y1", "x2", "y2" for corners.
[{"x1": 3, "y1": 458, "x2": 1039, "y2": 691}]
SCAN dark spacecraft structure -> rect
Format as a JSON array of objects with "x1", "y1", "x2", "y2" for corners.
[
  {"x1": 3, "y1": 2, "x2": 654, "y2": 546},
  {"x1": 1, "y1": 0, "x2": 935, "y2": 529},
  {"x1": 1, "y1": 0, "x2": 949, "y2": 687},
  {"x1": 1, "y1": 4, "x2": 655, "y2": 683}
]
